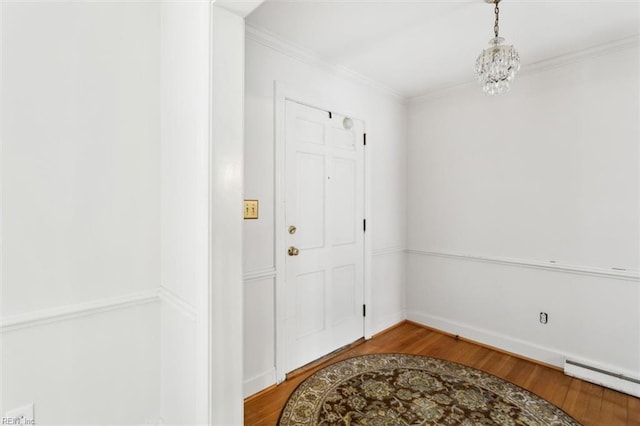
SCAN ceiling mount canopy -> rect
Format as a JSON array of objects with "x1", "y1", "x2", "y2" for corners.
[{"x1": 474, "y1": 0, "x2": 521, "y2": 95}]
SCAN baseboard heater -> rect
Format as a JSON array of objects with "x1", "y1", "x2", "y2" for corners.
[{"x1": 564, "y1": 359, "x2": 640, "y2": 398}]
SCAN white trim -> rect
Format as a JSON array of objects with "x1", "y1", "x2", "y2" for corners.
[
  {"x1": 274, "y1": 81, "x2": 287, "y2": 383},
  {"x1": 408, "y1": 81, "x2": 477, "y2": 105},
  {"x1": 159, "y1": 286, "x2": 197, "y2": 322},
  {"x1": 373, "y1": 246, "x2": 406, "y2": 257},
  {"x1": 243, "y1": 267, "x2": 277, "y2": 282},
  {"x1": 202, "y1": 4, "x2": 214, "y2": 424},
  {"x1": 246, "y1": 24, "x2": 406, "y2": 104},
  {"x1": 243, "y1": 368, "x2": 277, "y2": 398},
  {"x1": 216, "y1": 0, "x2": 264, "y2": 19},
  {"x1": 407, "y1": 310, "x2": 565, "y2": 368},
  {"x1": 410, "y1": 309, "x2": 640, "y2": 389},
  {"x1": 363, "y1": 129, "x2": 373, "y2": 340},
  {"x1": 407, "y1": 249, "x2": 640, "y2": 282},
  {"x1": 208, "y1": 6, "x2": 245, "y2": 424},
  {"x1": 410, "y1": 35, "x2": 640, "y2": 104},
  {"x1": 246, "y1": 24, "x2": 638, "y2": 106},
  {"x1": 565, "y1": 358, "x2": 640, "y2": 398},
  {"x1": 274, "y1": 82, "x2": 372, "y2": 380},
  {"x1": 521, "y1": 35, "x2": 639, "y2": 78},
  {"x1": 0, "y1": 289, "x2": 160, "y2": 333}
]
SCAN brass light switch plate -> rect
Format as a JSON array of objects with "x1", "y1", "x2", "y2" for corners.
[{"x1": 244, "y1": 200, "x2": 259, "y2": 219}]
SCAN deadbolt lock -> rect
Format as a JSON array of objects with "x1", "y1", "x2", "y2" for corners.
[
  {"x1": 288, "y1": 246, "x2": 299, "y2": 256},
  {"x1": 288, "y1": 225, "x2": 297, "y2": 235}
]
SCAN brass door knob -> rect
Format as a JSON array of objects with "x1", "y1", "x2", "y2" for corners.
[{"x1": 288, "y1": 246, "x2": 299, "y2": 256}]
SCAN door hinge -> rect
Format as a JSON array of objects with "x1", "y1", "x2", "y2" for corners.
[
  {"x1": 363, "y1": 133, "x2": 367, "y2": 146},
  {"x1": 363, "y1": 304, "x2": 366, "y2": 317},
  {"x1": 363, "y1": 219, "x2": 366, "y2": 232}
]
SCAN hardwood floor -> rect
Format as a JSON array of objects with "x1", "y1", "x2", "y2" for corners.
[{"x1": 244, "y1": 321, "x2": 640, "y2": 425}]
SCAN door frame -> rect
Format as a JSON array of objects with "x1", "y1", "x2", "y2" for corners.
[{"x1": 274, "y1": 81, "x2": 373, "y2": 383}]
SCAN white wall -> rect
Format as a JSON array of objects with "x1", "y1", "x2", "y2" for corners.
[
  {"x1": 160, "y1": 3, "x2": 246, "y2": 424},
  {"x1": 1, "y1": 2, "x2": 161, "y2": 424},
  {"x1": 159, "y1": 2, "x2": 210, "y2": 424},
  {"x1": 406, "y1": 43, "x2": 640, "y2": 378},
  {"x1": 2, "y1": 1, "x2": 248, "y2": 424},
  {"x1": 209, "y1": 6, "x2": 246, "y2": 425},
  {"x1": 243, "y1": 29, "x2": 408, "y2": 397}
]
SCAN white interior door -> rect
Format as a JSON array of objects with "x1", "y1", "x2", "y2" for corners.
[{"x1": 284, "y1": 100, "x2": 365, "y2": 373}]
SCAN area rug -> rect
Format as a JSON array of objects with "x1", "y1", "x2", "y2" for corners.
[{"x1": 279, "y1": 353, "x2": 580, "y2": 425}]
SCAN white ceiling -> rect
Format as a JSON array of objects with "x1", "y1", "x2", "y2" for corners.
[
  {"x1": 217, "y1": 0, "x2": 265, "y2": 18},
  {"x1": 247, "y1": 0, "x2": 640, "y2": 98}
]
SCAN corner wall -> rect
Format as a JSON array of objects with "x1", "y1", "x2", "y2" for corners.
[
  {"x1": 159, "y1": 3, "x2": 246, "y2": 425},
  {"x1": 243, "y1": 29, "x2": 408, "y2": 397},
  {"x1": 406, "y1": 42, "x2": 640, "y2": 378},
  {"x1": 159, "y1": 2, "x2": 211, "y2": 424},
  {"x1": 2, "y1": 2, "x2": 247, "y2": 423}
]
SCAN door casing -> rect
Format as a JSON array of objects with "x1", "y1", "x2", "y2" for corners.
[{"x1": 274, "y1": 82, "x2": 373, "y2": 383}]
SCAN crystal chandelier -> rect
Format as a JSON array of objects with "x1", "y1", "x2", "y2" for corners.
[{"x1": 475, "y1": 0, "x2": 520, "y2": 95}]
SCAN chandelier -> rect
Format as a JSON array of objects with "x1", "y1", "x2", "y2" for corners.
[{"x1": 475, "y1": 0, "x2": 520, "y2": 95}]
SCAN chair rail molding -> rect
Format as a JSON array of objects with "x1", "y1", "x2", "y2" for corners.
[
  {"x1": 244, "y1": 267, "x2": 277, "y2": 282},
  {"x1": 373, "y1": 246, "x2": 406, "y2": 257},
  {"x1": 159, "y1": 286, "x2": 197, "y2": 321},
  {"x1": 407, "y1": 249, "x2": 639, "y2": 282},
  {"x1": 0, "y1": 289, "x2": 160, "y2": 333}
]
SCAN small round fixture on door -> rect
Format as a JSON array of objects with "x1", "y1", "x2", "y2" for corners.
[
  {"x1": 288, "y1": 225, "x2": 297, "y2": 235},
  {"x1": 342, "y1": 117, "x2": 353, "y2": 130}
]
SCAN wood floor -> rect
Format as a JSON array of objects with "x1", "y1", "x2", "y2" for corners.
[{"x1": 244, "y1": 321, "x2": 640, "y2": 425}]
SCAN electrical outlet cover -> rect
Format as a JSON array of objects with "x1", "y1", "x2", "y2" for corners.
[
  {"x1": 539, "y1": 312, "x2": 548, "y2": 324},
  {"x1": 5, "y1": 403, "x2": 35, "y2": 425}
]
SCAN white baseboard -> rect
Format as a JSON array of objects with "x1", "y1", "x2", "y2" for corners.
[
  {"x1": 406, "y1": 310, "x2": 564, "y2": 368},
  {"x1": 407, "y1": 309, "x2": 640, "y2": 389},
  {"x1": 244, "y1": 368, "x2": 277, "y2": 398},
  {"x1": 565, "y1": 359, "x2": 640, "y2": 398}
]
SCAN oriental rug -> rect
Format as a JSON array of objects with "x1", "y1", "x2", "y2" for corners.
[{"x1": 278, "y1": 353, "x2": 580, "y2": 425}]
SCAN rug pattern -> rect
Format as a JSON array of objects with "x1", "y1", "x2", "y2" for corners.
[{"x1": 279, "y1": 354, "x2": 580, "y2": 425}]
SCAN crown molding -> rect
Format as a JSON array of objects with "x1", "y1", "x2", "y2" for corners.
[
  {"x1": 409, "y1": 34, "x2": 640, "y2": 105},
  {"x1": 215, "y1": 0, "x2": 264, "y2": 18},
  {"x1": 522, "y1": 34, "x2": 639, "y2": 76},
  {"x1": 247, "y1": 23, "x2": 638, "y2": 107},
  {"x1": 245, "y1": 24, "x2": 407, "y2": 104}
]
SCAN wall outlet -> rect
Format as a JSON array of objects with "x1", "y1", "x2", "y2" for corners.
[
  {"x1": 539, "y1": 312, "x2": 548, "y2": 324},
  {"x1": 4, "y1": 403, "x2": 35, "y2": 425}
]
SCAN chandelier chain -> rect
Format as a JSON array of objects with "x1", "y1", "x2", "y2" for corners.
[
  {"x1": 494, "y1": 2, "x2": 500, "y2": 38},
  {"x1": 475, "y1": 0, "x2": 520, "y2": 95}
]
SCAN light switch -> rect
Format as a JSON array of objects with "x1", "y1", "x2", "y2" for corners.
[{"x1": 244, "y1": 200, "x2": 259, "y2": 219}]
